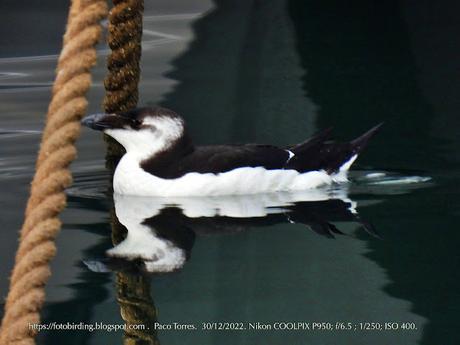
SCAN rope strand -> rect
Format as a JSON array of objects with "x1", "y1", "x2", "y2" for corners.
[
  {"x1": 0, "y1": 1, "x2": 107, "y2": 343},
  {"x1": 103, "y1": 0, "x2": 144, "y2": 161}
]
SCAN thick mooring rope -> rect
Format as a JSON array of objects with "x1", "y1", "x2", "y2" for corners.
[
  {"x1": 0, "y1": 0, "x2": 107, "y2": 344},
  {"x1": 103, "y1": 0, "x2": 144, "y2": 160},
  {"x1": 101, "y1": 2, "x2": 157, "y2": 345},
  {"x1": 116, "y1": 272, "x2": 159, "y2": 345},
  {"x1": 103, "y1": 0, "x2": 143, "y2": 112}
]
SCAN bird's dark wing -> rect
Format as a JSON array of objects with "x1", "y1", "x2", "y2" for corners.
[{"x1": 141, "y1": 144, "x2": 290, "y2": 179}]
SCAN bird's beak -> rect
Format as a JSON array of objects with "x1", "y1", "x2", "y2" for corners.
[{"x1": 81, "y1": 113, "x2": 130, "y2": 131}]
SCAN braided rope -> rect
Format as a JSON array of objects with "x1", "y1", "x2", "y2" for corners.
[
  {"x1": 103, "y1": 0, "x2": 143, "y2": 113},
  {"x1": 101, "y1": 3, "x2": 158, "y2": 345},
  {"x1": 0, "y1": 0, "x2": 107, "y2": 343},
  {"x1": 103, "y1": 0, "x2": 144, "y2": 160},
  {"x1": 116, "y1": 272, "x2": 159, "y2": 345}
]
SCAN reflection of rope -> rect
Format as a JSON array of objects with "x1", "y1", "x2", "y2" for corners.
[
  {"x1": 103, "y1": 0, "x2": 144, "y2": 160},
  {"x1": 101, "y1": 3, "x2": 159, "y2": 344},
  {"x1": 0, "y1": 0, "x2": 107, "y2": 343},
  {"x1": 116, "y1": 272, "x2": 160, "y2": 345}
]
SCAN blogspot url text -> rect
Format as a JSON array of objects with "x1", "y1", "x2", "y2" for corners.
[{"x1": 29, "y1": 321, "x2": 418, "y2": 333}]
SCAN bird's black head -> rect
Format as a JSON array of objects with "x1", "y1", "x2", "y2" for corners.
[
  {"x1": 81, "y1": 107, "x2": 185, "y2": 155},
  {"x1": 81, "y1": 107, "x2": 182, "y2": 131}
]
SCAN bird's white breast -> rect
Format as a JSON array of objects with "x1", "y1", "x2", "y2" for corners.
[{"x1": 113, "y1": 153, "x2": 353, "y2": 197}]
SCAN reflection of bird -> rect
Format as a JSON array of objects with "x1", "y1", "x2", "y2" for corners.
[
  {"x1": 83, "y1": 192, "x2": 376, "y2": 274},
  {"x1": 82, "y1": 107, "x2": 382, "y2": 196}
]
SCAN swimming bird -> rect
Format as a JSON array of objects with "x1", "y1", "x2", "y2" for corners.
[{"x1": 81, "y1": 107, "x2": 381, "y2": 196}]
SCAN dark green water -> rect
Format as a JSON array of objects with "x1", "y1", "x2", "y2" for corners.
[{"x1": 1, "y1": 1, "x2": 459, "y2": 344}]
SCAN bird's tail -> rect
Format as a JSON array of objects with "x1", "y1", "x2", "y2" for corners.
[
  {"x1": 335, "y1": 123, "x2": 383, "y2": 174},
  {"x1": 286, "y1": 123, "x2": 383, "y2": 174},
  {"x1": 349, "y1": 123, "x2": 384, "y2": 156}
]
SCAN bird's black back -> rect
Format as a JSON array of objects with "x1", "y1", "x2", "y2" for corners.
[{"x1": 140, "y1": 124, "x2": 382, "y2": 179}]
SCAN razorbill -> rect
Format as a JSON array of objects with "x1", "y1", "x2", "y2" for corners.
[
  {"x1": 82, "y1": 107, "x2": 382, "y2": 196},
  {"x1": 83, "y1": 192, "x2": 375, "y2": 273}
]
